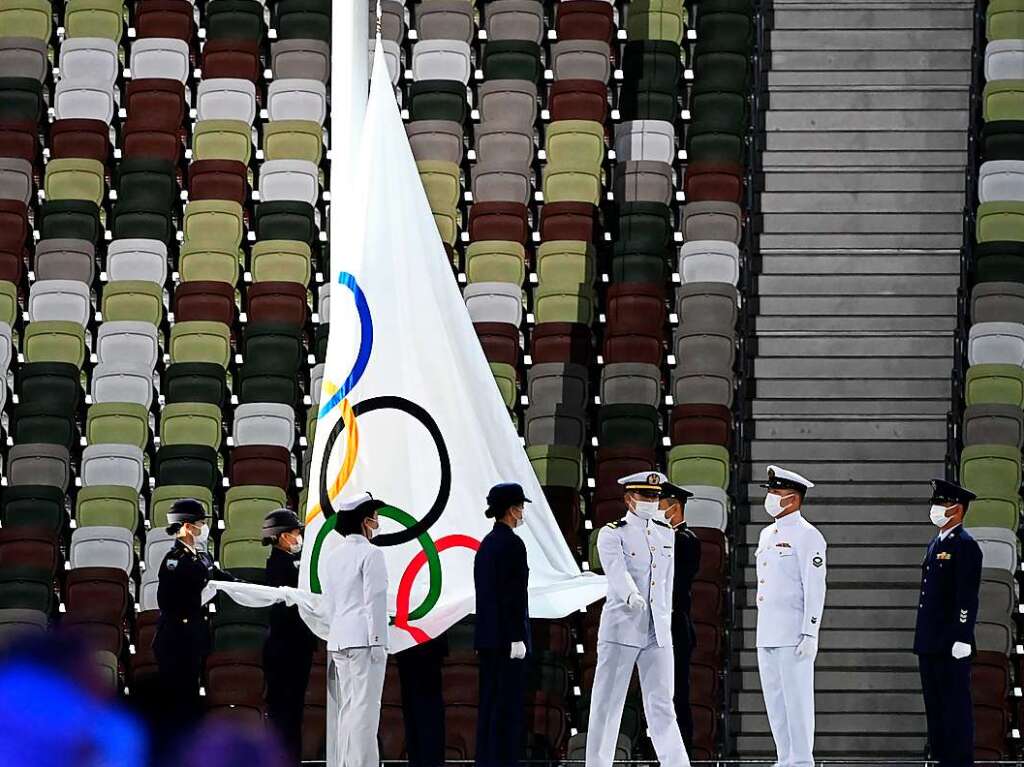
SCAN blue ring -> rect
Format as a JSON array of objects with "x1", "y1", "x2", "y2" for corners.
[{"x1": 318, "y1": 271, "x2": 373, "y2": 419}]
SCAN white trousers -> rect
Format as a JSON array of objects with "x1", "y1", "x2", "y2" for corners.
[
  {"x1": 757, "y1": 646, "x2": 815, "y2": 767},
  {"x1": 328, "y1": 647, "x2": 387, "y2": 767},
  {"x1": 585, "y1": 640, "x2": 690, "y2": 767}
]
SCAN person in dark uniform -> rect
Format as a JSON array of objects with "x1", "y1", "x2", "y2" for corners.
[
  {"x1": 660, "y1": 481, "x2": 702, "y2": 748},
  {"x1": 473, "y1": 482, "x2": 531, "y2": 767},
  {"x1": 397, "y1": 634, "x2": 448, "y2": 767},
  {"x1": 262, "y1": 508, "x2": 317, "y2": 764},
  {"x1": 915, "y1": 478, "x2": 983, "y2": 767},
  {"x1": 153, "y1": 498, "x2": 238, "y2": 736}
]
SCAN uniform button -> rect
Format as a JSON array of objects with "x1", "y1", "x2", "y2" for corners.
[
  {"x1": 759, "y1": 579, "x2": 765, "y2": 584},
  {"x1": 758, "y1": 596, "x2": 764, "y2": 602},
  {"x1": 651, "y1": 581, "x2": 655, "y2": 586},
  {"x1": 650, "y1": 546, "x2": 655, "y2": 552},
  {"x1": 652, "y1": 564, "x2": 657, "y2": 569}
]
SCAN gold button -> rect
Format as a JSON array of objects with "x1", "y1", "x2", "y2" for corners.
[{"x1": 652, "y1": 564, "x2": 657, "y2": 569}]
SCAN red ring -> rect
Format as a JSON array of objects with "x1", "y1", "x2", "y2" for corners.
[{"x1": 393, "y1": 534, "x2": 480, "y2": 644}]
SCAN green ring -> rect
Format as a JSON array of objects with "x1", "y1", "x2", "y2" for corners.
[{"x1": 308, "y1": 505, "x2": 443, "y2": 621}]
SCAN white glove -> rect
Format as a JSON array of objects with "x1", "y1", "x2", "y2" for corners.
[
  {"x1": 626, "y1": 592, "x2": 647, "y2": 612},
  {"x1": 951, "y1": 641, "x2": 972, "y2": 660},
  {"x1": 794, "y1": 635, "x2": 818, "y2": 661},
  {"x1": 510, "y1": 641, "x2": 527, "y2": 660}
]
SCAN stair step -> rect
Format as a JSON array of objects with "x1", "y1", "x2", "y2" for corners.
[
  {"x1": 741, "y1": 564, "x2": 925, "y2": 584},
  {"x1": 762, "y1": 149, "x2": 966, "y2": 169},
  {"x1": 736, "y1": 650, "x2": 921, "y2": 670},
  {"x1": 755, "y1": 334, "x2": 953, "y2": 356},
  {"x1": 736, "y1": 689, "x2": 925, "y2": 711},
  {"x1": 769, "y1": 69, "x2": 971, "y2": 87},
  {"x1": 747, "y1": 459, "x2": 943, "y2": 480},
  {"x1": 767, "y1": 110, "x2": 968, "y2": 132},
  {"x1": 750, "y1": 399, "x2": 952, "y2": 417},
  {"x1": 758, "y1": 252, "x2": 959, "y2": 275},
  {"x1": 753, "y1": 417, "x2": 947, "y2": 440},
  {"x1": 736, "y1": 629, "x2": 918, "y2": 651},
  {"x1": 770, "y1": 29, "x2": 972, "y2": 51},
  {"x1": 771, "y1": 50, "x2": 970, "y2": 72},
  {"x1": 762, "y1": 170, "x2": 966, "y2": 192},
  {"x1": 750, "y1": 439, "x2": 946, "y2": 461},
  {"x1": 754, "y1": 315, "x2": 957, "y2": 332},
  {"x1": 738, "y1": 669, "x2": 923, "y2": 691},
  {"x1": 763, "y1": 212, "x2": 963, "y2": 234},
  {"x1": 772, "y1": 9, "x2": 972, "y2": 32},
  {"x1": 761, "y1": 191, "x2": 964, "y2": 214},
  {"x1": 735, "y1": 712, "x2": 926, "y2": 735},
  {"x1": 734, "y1": 734, "x2": 925, "y2": 756},
  {"x1": 754, "y1": 356, "x2": 953, "y2": 378},
  {"x1": 766, "y1": 131, "x2": 967, "y2": 152},
  {"x1": 740, "y1": 586, "x2": 926, "y2": 609},
  {"x1": 757, "y1": 294, "x2": 957, "y2": 316}
]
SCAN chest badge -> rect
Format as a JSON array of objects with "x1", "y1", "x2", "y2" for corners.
[
  {"x1": 775, "y1": 542, "x2": 791, "y2": 548},
  {"x1": 812, "y1": 556, "x2": 823, "y2": 567},
  {"x1": 937, "y1": 552, "x2": 952, "y2": 560}
]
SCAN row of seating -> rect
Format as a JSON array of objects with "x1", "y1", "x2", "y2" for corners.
[{"x1": 960, "y1": 0, "x2": 1024, "y2": 758}]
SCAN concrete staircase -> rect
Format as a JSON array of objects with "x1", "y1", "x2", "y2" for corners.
[{"x1": 734, "y1": 0, "x2": 973, "y2": 758}]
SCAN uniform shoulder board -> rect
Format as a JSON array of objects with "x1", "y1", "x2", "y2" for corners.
[{"x1": 606, "y1": 519, "x2": 626, "y2": 529}]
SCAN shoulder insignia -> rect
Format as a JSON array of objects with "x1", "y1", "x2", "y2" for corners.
[
  {"x1": 166, "y1": 559, "x2": 178, "y2": 570},
  {"x1": 606, "y1": 519, "x2": 626, "y2": 529},
  {"x1": 960, "y1": 609, "x2": 968, "y2": 623},
  {"x1": 812, "y1": 555, "x2": 823, "y2": 567}
]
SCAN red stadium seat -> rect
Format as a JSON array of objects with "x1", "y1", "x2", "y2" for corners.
[
  {"x1": 468, "y1": 201, "x2": 530, "y2": 244},
  {"x1": 49, "y1": 119, "x2": 110, "y2": 164},
  {"x1": 173, "y1": 281, "x2": 237, "y2": 325},
  {"x1": 302, "y1": 703, "x2": 327, "y2": 761},
  {"x1": 0, "y1": 120, "x2": 38, "y2": 165},
  {"x1": 548, "y1": 80, "x2": 609, "y2": 123},
  {"x1": 65, "y1": 567, "x2": 130, "y2": 624},
  {"x1": 122, "y1": 121, "x2": 182, "y2": 165},
  {"x1": 379, "y1": 703, "x2": 406, "y2": 759},
  {"x1": 189, "y1": 159, "x2": 249, "y2": 205},
  {"x1": 975, "y1": 652, "x2": 1010, "y2": 706},
  {"x1": 474, "y1": 322, "x2": 520, "y2": 366},
  {"x1": 229, "y1": 445, "x2": 293, "y2": 490},
  {"x1": 684, "y1": 161, "x2": 744, "y2": 204},
  {"x1": 125, "y1": 79, "x2": 187, "y2": 131},
  {"x1": 202, "y1": 39, "x2": 261, "y2": 82},
  {"x1": 61, "y1": 612, "x2": 125, "y2": 656},
  {"x1": 690, "y1": 701, "x2": 719, "y2": 760},
  {"x1": 543, "y1": 485, "x2": 582, "y2": 550},
  {"x1": 540, "y1": 201, "x2": 598, "y2": 242},
  {"x1": 556, "y1": 0, "x2": 615, "y2": 44},
  {"x1": 690, "y1": 579, "x2": 724, "y2": 623},
  {"x1": 135, "y1": 0, "x2": 196, "y2": 42},
  {"x1": 0, "y1": 200, "x2": 29, "y2": 252},
  {"x1": 205, "y1": 650, "x2": 265, "y2": 708},
  {"x1": 524, "y1": 691, "x2": 569, "y2": 758},
  {"x1": 530, "y1": 322, "x2": 593, "y2": 365},
  {"x1": 669, "y1": 404, "x2": 732, "y2": 446},
  {"x1": 247, "y1": 282, "x2": 309, "y2": 326},
  {"x1": 531, "y1": 619, "x2": 574, "y2": 657},
  {"x1": 445, "y1": 703, "x2": 479, "y2": 757},
  {"x1": 975, "y1": 703, "x2": 1009, "y2": 759},
  {"x1": 442, "y1": 660, "x2": 479, "y2": 705},
  {"x1": 0, "y1": 247, "x2": 26, "y2": 285},
  {"x1": 603, "y1": 283, "x2": 666, "y2": 365},
  {"x1": 691, "y1": 621, "x2": 723, "y2": 666}
]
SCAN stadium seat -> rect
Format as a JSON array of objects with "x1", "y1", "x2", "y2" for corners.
[
  {"x1": 10, "y1": 407, "x2": 76, "y2": 454},
  {"x1": 963, "y1": 404, "x2": 1024, "y2": 448},
  {"x1": 976, "y1": 201, "x2": 1024, "y2": 242},
  {"x1": 150, "y1": 486, "x2": 214, "y2": 530},
  {"x1": 965, "y1": 364, "x2": 1024, "y2": 407},
  {"x1": 667, "y1": 444, "x2": 731, "y2": 489},
  {"x1": 197, "y1": 78, "x2": 258, "y2": 124},
  {"x1": 527, "y1": 363, "x2": 589, "y2": 412},
  {"x1": 465, "y1": 240, "x2": 527, "y2": 285},
  {"x1": 971, "y1": 282, "x2": 1024, "y2": 325},
  {"x1": 169, "y1": 321, "x2": 232, "y2": 368},
  {"x1": 6, "y1": 444, "x2": 70, "y2": 491},
  {"x1": 228, "y1": 445, "x2": 292, "y2": 491},
  {"x1": 967, "y1": 322, "x2": 1024, "y2": 365},
  {"x1": 682, "y1": 486, "x2": 730, "y2": 531},
  {"x1": 271, "y1": 39, "x2": 331, "y2": 83},
  {"x1": 615, "y1": 120, "x2": 676, "y2": 164},
  {"x1": 978, "y1": 160, "x2": 1024, "y2": 202},
  {"x1": 101, "y1": 281, "x2": 164, "y2": 324},
  {"x1": 0, "y1": 487, "x2": 65, "y2": 536},
  {"x1": 626, "y1": 0, "x2": 687, "y2": 42},
  {"x1": 224, "y1": 486, "x2": 288, "y2": 534},
  {"x1": 96, "y1": 321, "x2": 160, "y2": 370},
  {"x1": 69, "y1": 526, "x2": 134, "y2": 574},
  {"x1": 23, "y1": 321, "x2": 87, "y2": 367},
  {"x1": 28, "y1": 280, "x2": 92, "y2": 326},
  {"x1": 679, "y1": 241, "x2": 741, "y2": 285},
  {"x1": 0, "y1": 38, "x2": 47, "y2": 83},
  {"x1": 106, "y1": 239, "x2": 168, "y2": 284},
  {"x1": 985, "y1": 40, "x2": 1024, "y2": 81},
  {"x1": 80, "y1": 444, "x2": 146, "y2": 491},
  {"x1": 59, "y1": 37, "x2": 118, "y2": 87},
  {"x1": 987, "y1": 0, "x2": 1024, "y2": 40},
  {"x1": 192, "y1": 120, "x2": 253, "y2": 166},
  {"x1": 152, "y1": 445, "x2": 220, "y2": 491},
  {"x1": 130, "y1": 37, "x2": 190, "y2": 83},
  {"x1": 960, "y1": 444, "x2": 1022, "y2": 499},
  {"x1": 0, "y1": 0, "x2": 52, "y2": 40}
]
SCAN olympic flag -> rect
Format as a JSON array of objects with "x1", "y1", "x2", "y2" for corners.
[{"x1": 299, "y1": 43, "x2": 606, "y2": 652}]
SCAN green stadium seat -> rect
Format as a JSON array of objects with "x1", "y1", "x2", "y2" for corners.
[
  {"x1": 960, "y1": 444, "x2": 1023, "y2": 499},
  {"x1": 527, "y1": 445, "x2": 584, "y2": 491},
  {"x1": 23, "y1": 321, "x2": 87, "y2": 367},
  {"x1": 183, "y1": 199, "x2": 245, "y2": 251},
  {"x1": 626, "y1": 0, "x2": 687, "y2": 43},
  {"x1": 691, "y1": 49, "x2": 750, "y2": 94},
  {"x1": 668, "y1": 444, "x2": 731, "y2": 489},
  {"x1": 987, "y1": 0, "x2": 1024, "y2": 40},
  {"x1": 65, "y1": 0, "x2": 123, "y2": 41},
  {"x1": 533, "y1": 283, "x2": 597, "y2": 325},
  {"x1": 152, "y1": 445, "x2": 220, "y2": 491},
  {"x1": 983, "y1": 81, "x2": 1024, "y2": 122},
  {"x1": 0, "y1": 0, "x2": 53, "y2": 41},
  {"x1": 101, "y1": 281, "x2": 164, "y2": 324},
  {"x1": 481, "y1": 40, "x2": 543, "y2": 81},
  {"x1": 150, "y1": 486, "x2": 214, "y2": 530},
  {"x1": 976, "y1": 202, "x2": 1024, "y2": 243},
  {"x1": 0, "y1": 485, "x2": 65, "y2": 535},
  {"x1": 224, "y1": 485, "x2": 288, "y2": 536},
  {"x1": 44, "y1": 158, "x2": 106, "y2": 207},
  {"x1": 697, "y1": 7, "x2": 753, "y2": 52},
  {"x1": 536, "y1": 241, "x2": 596, "y2": 285},
  {"x1": 179, "y1": 243, "x2": 241, "y2": 285},
  {"x1": 86, "y1": 402, "x2": 150, "y2": 450},
  {"x1": 262, "y1": 120, "x2": 324, "y2": 164},
  {"x1": 207, "y1": 0, "x2": 266, "y2": 41},
  {"x1": 159, "y1": 402, "x2": 223, "y2": 451},
  {"x1": 597, "y1": 404, "x2": 660, "y2": 448},
  {"x1": 254, "y1": 201, "x2": 317, "y2": 248},
  {"x1": 192, "y1": 120, "x2": 253, "y2": 165},
  {"x1": 251, "y1": 240, "x2": 312, "y2": 284},
  {"x1": 219, "y1": 528, "x2": 265, "y2": 570},
  {"x1": 169, "y1": 321, "x2": 232, "y2": 367},
  {"x1": 965, "y1": 363, "x2": 1024, "y2": 407},
  {"x1": 465, "y1": 241, "x2": 527, "y2": 285},
  {"x1": 409, "y1": 80, "x2": 468, "y2": 123},
  {"x1": 75, "y1": 485, "x2": 139, "y2": 530},
  {"x1": 274, "y1": 0, "x2": 329, "y2": 42},
  {"x1": 0, "y1": 281, "x2": 16, "y2": 325},
  {"x1": 964, "y1": 496, "x2": 1021, "y2": 531},
  {"x1": 489, "y1": 362, "x2": 518, "y2": 410}
]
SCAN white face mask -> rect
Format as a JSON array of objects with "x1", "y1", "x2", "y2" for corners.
[
  {"x1": 364, "y1": 520, "x2": 378, "y2": 540},
  {"x1": 289, "y1": 534, "x2": 303, "y2": 554},
  {"x1": 514, "y1": 509, "x2": 526, "y2": 528},
  {"x1": 763, "y1": 494, "x2": 793, "y2": 518},
  {"x1": 632, "y1": 500, "x2": 659, "y2": 520},
  {"x1": 192, "y1": 524, "x2": 209, "y2": 544},
  {"x1": 930, "y1": 504, "x2": 952, "y2": 527}
]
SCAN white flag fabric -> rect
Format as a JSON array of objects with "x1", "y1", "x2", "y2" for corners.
[{"x1": 295, "y1": 42, "x2": 606, "y2": 653}]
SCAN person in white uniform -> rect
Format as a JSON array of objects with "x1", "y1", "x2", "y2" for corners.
[
  {"x1": 755, "y1": 466, "x2": 827, "y2": 767},
  {"x1": 320, "y1": 492, "x2": 389, "y2": 767},
  {"x1": 586, "y1": 471, "x2": 691, "y2": 767}
]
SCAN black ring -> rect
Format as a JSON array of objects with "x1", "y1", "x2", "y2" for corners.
[{"x1": 318, "y1": 395, "x2": 451, "y2": 547}]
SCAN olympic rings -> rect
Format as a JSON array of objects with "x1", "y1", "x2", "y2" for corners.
[
  {"x1": 376, "y1": 505, "x2": 442, "y2": 620},
  {"x1": 393, "y1": 535, "x2": 480, "y2": 644},
  {"x1": 318, "y1": 272, "x2": 373, "y2": 420},
  {"x1": 317, "y1": 395, "x2": 451, "y2": 548}
]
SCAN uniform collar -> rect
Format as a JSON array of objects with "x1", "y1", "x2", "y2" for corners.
[
  {"x1": 938, "y1": 523, "x2": 961, "y2": 541},
  {"x1": 774, "y1": 510, "x2": 803, "y2": 529},
  {"x1": 175, "y1": 539, "x2": 197, "y2": 556},
  {"x1": 343, "y1": 534, "x2": 370, "y2": 545}
]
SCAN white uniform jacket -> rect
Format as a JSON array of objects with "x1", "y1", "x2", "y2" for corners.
[
  {"x1": 321, "y1": 534, "x2": 389, "y2": 651},
  {"x1": 597, "y1": 514, "x2": 675, "y2": 648},
  {"x1": 755, "y1": 511, "x2": 827, "y2": 647}
]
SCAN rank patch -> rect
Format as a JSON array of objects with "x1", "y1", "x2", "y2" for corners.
[
  {"x1": 937, "y1": 552, "x2": 952, "y2": 560},
  {"x1": 812, "y1": 556, "x2": 823, "y2": 567}
]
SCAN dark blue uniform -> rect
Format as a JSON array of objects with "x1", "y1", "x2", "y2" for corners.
[
  {"x1": 672, "y1": 523, "x2": 702, "y2": 746},
  {"x1": 914, "y1": 525, "x2": 983, "y2": 767},
  {"x1": 473, "y1": 522, "x2": 530, "y2": 767},
  {"x1": 264, "y1": 547, "x2": 316, "y2": 763},
  {"x1": 153, "y1": 541, "x2": 236, "y2": 734},
  {"x1": 397, "y1": 635, "x2": 448, "y2": 767}
]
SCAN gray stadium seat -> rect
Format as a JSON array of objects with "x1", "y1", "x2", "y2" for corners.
[
  {"x1": 81, "y1": 444, "x2": 146, "y2": 491},
  {"x1": 682, "y1": 201, "x2": 743, "y2": 244},
  {"x1": 416, "y1": 0, "x2": 475, "y2": 43},
  {"x1": 267, "y1": 79, "x2": 328, "y2": 124},
  {"x1": 372, "y1": 0, "x2": 408, "y2": 44},
  {"x1": 471, "y1": 163, "x2": 532, "y2": 206},
  {"x1": 259, "y1": 160, "x2": 320, "y2": 206},
  {"x1": 309, "y1": 363, "x2": 325, "y2": 407},
  {"x1": 140, "y1": 568, "x2": 159, "y2": 611},
  {"x1": 368, "y1": 39, "x2": 402, "y2": 87},
  {"x1": 0, "y1": 609, "x2": 48, "y2": 646},
  {"x1": 144, "y1": 529, "x2": 175, "y2": 573},
  {"x1": 463, "y1": 282, "x2": 524, "y2": 326},
  {"x1": 412, "y1": 40, "x2": 473, "y2": 84},
  {"x1": 271, "y1": 39, "x2": 331, "y2": 83},
  {"x1": 674, "y1": 328, "x2": 736, "y2": 379},
  {"x1": 672, "y1": 369, "x2": 734, "y2": 408},
  {"x1": 318, "y1": 283, "x2": 330, "y2": 323},
  {"x1": 971, "y1": 527, "x2": 1020, "y2": 573},
  {"x1": 0, "y1": 157, "x2": 33, "y2": 205},
  {"x1": 0, "y1": 37, "x2": 48, "y2": 81},
  {"x1": 474, "y1": 122, "x2": 534, "y2": 168},
  {"x1": 129, "y1": 37, "x2": 191, "y2": 83},
  {"x1": 54, "y1": 80, "x2": 116, "y2": 122},
  {"x1": 971, "y1": 281, "x2": 1024, "y2": 324},
  {"x1": 91, "y1": 363, "x2": 154, "y2": 407},
  {"x1": 978, "y1": 160, "x2": 1024, "y2": 203},
  {"x1": 967, "y1": 322, "x2": 1024, "y2": 366},
  {"x1": 963, "y1": 404, "x2": 1024, "y2": 448},
  {"x1": 614, "y1": 160, "x2": 673, "y2": 205},
  {"x1": 600, "y1": 363, "x2": 662, "y2": 407},
  {"x1": 0, "y1": 322, "x2": 11, "y2": 380},
  {"x1": 59, "y1": 37, "x2": 119, "y2": 87},
  {"x1": 233, "y1": 403, "x2": 296, "y2": 450},
  {"x1": 985, "y1": 40, "x2": 1024, "y2": 81},
  {"x1": 197, "y1": 78, "x2": 258, "y2": 124},
  {"x1": 106, "y1": 239, "x2": 168, "y2": 284},
  {"x1": 485, "y1": 0, "x2": 545, "y2": 44},
  {"x1": 478, "y1": 80, "x2": 537, "y2": 128},
  {"x1": 524, "y1": 404, "x2": 587, "y2": 449},
  {"x1": 7, "y1": 444, "x2": 71, "y2": 490},
  {"x1": 35, "y1": 239, "x2": 97, "y2": 284},
  {"x1": 679, "y1": 241, "x2": 741, "y2": 285},
  {"x1": 677, "y1": 281, "x2": 739, "y2": 331},
  {"x1": 96, "y1": 322, "x2": 160, "y2": 370},
  {"x1": 527, "y1": 362, "x2": 589, "y2": 411},
  {"x1": 551, "y1": 40, "x2": 612, "y2": 82},
  {"x1": 682, "y1": 486, "x2": 729, "y2": 531},
  {"x1": 407, "y1": 120, "x2": 465, "y2": 164},
  {"x1": 28, "y1": 280, "x2": 92, "y2": 325},
  {"x1": 69, "y1": 526, "x2": 135, "y2": 574},
  {"x1": 614, "y1": 120, "x2": 676, "y2": 164}
]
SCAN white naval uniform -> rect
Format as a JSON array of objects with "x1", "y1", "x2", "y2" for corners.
[
  {"x1": 321, "y1": 534, "x2": 389, "y2": 767},
  {"x1": 586, "y1": 514, "x2": 691, "y2": 767},
  {"x1": 755, "y1": 511, "x2": 827, "y2": 767}
]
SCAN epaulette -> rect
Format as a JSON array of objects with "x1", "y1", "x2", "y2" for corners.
[{"x1": 606, "y1": 519, "x2": 626, "y2": 529}]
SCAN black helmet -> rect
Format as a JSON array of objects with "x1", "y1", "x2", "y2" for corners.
[
  {"x1": 166, "y1": 498, "x2": 209, "y2": 525},
  {"x1": 262, "y1": 508, "x2": 303, "y2": 545}
]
